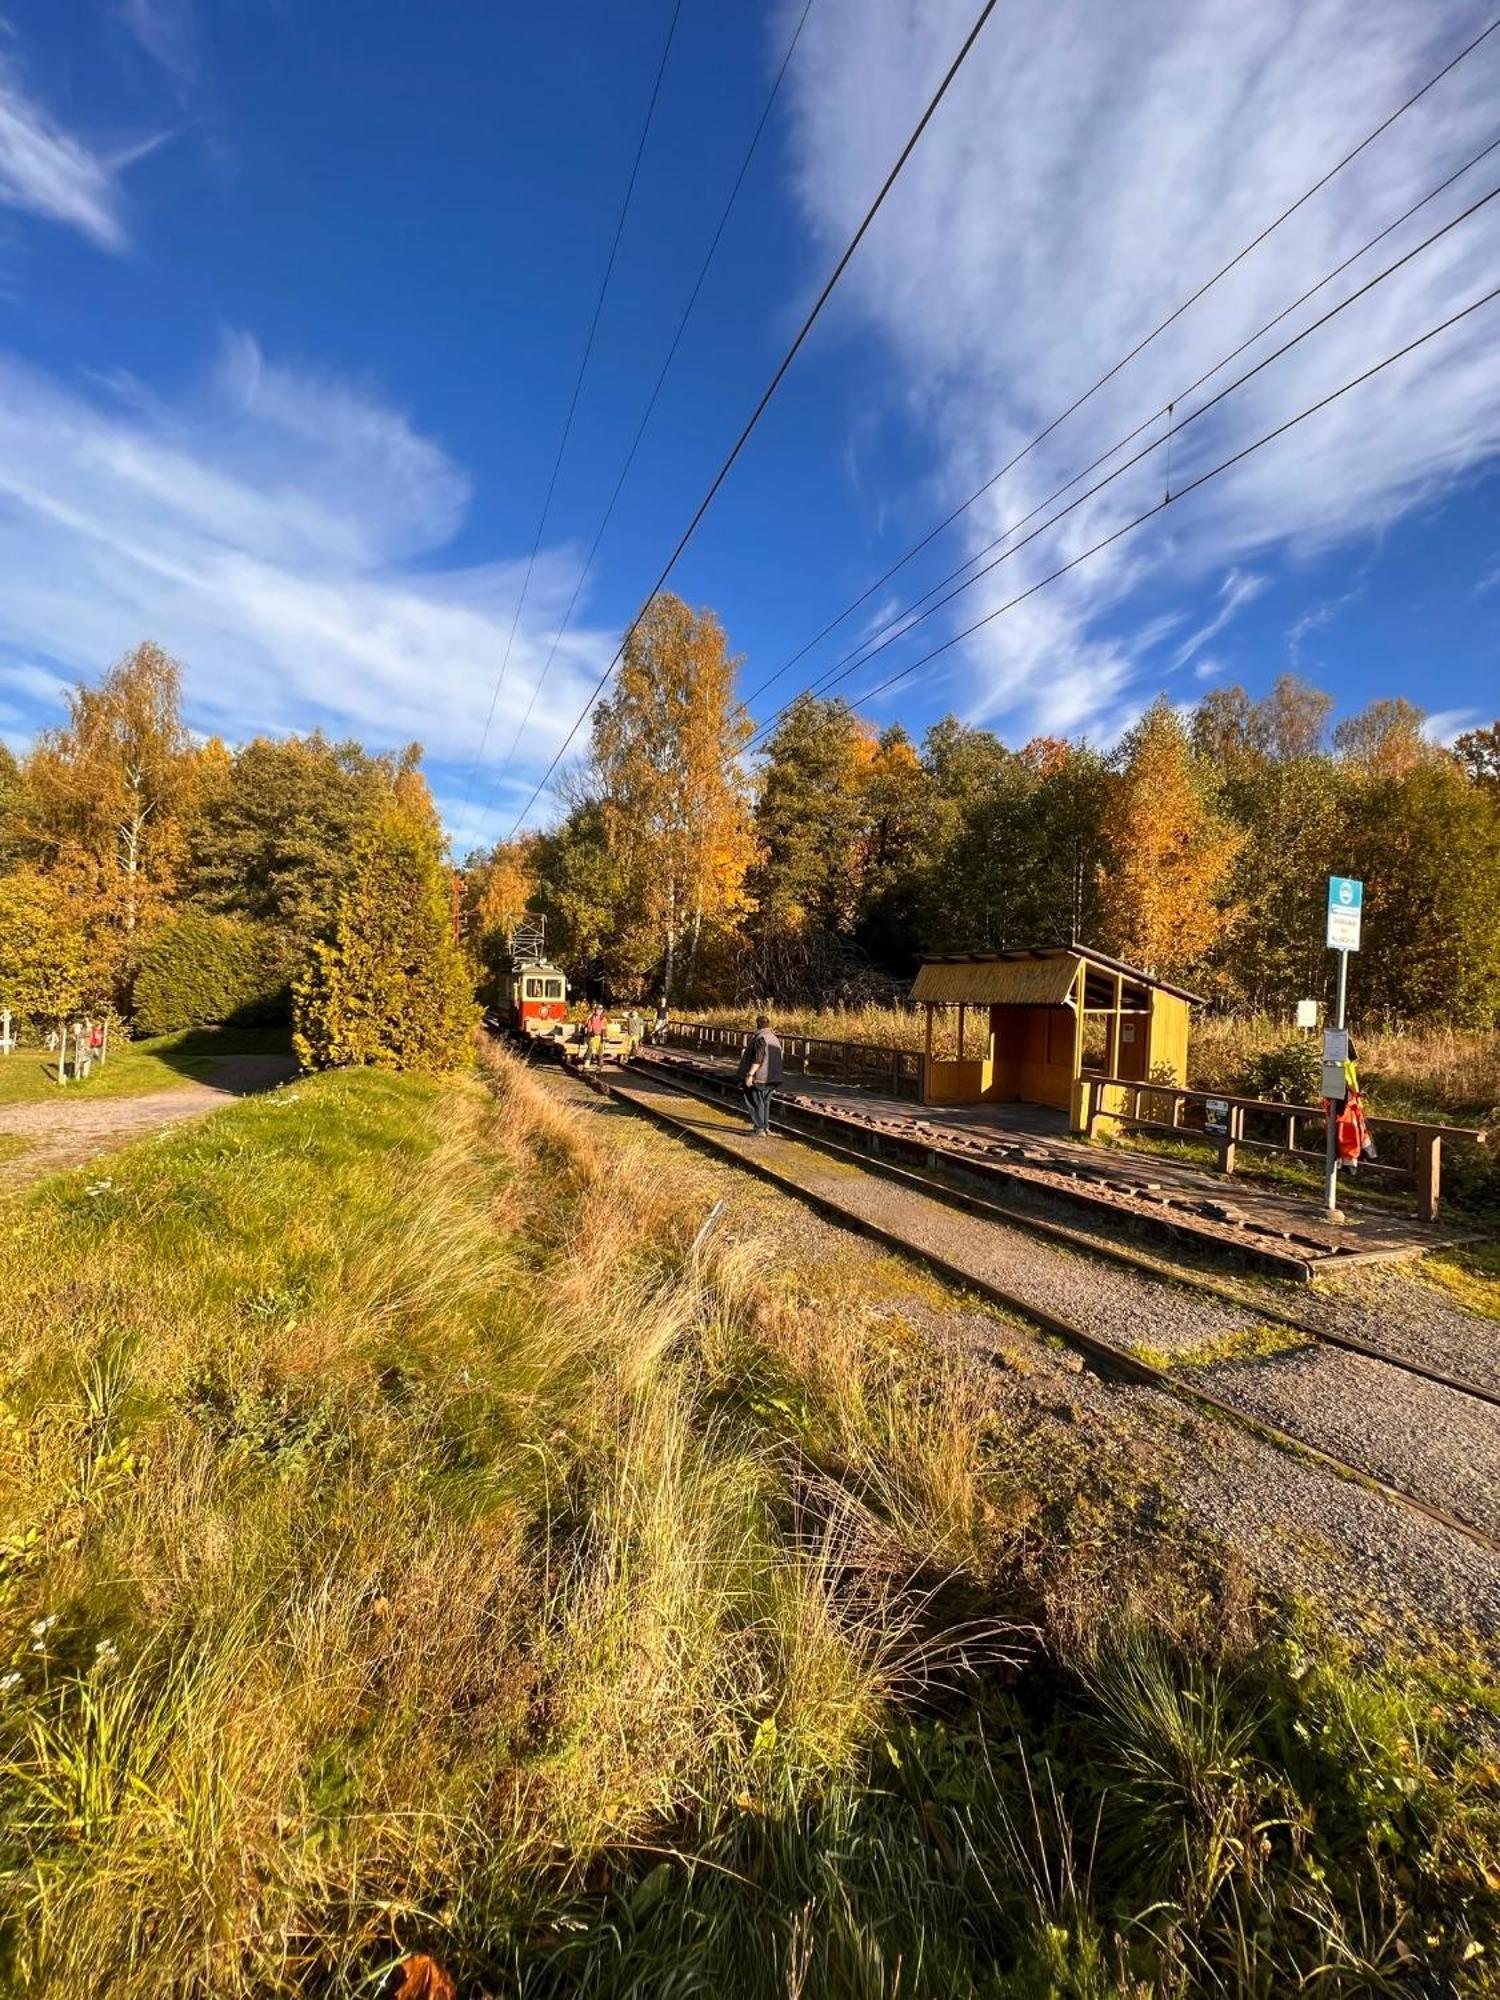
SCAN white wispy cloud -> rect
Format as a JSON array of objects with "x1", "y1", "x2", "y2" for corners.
[
  {"x1": 781, "y1": 0, "x2": 1500, "y2": 737},
  {"x1": 0, "y1": 54, "x2": 134, "y2": 250},
  {"x1": 0, "y1": 333, "x2": 613, "y2": 815},
  {"x1": 1172, "y1": 568, "x2": 1266, "y2": 669},
  {"x1": 119, "y1": 0, "x2": 199, "y2": 89},
  {"x1": 1422, "y1": 706, "x2": 1480, "y2": 745}
]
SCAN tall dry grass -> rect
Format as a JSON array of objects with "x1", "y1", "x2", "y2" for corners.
[{"x1": 0, "y1": 1051, "x2": 1494, "y2": 1994}]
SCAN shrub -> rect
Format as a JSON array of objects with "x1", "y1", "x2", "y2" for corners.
[
  {"x1": 133, "y1": 912, "x2": 287, "y2": 1036},
  {"x1": 1244, "y1": 1036, "x2": 1322, "y2": 1103},
  {"x1": 293, "y1": 807, "x2": 474, "y2": 1073}
]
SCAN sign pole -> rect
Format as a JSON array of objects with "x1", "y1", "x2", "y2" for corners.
[
  {"x1": 1321, "y1": 876, "x2": 1362, "y2": 1221},
  {"x1": 1322, "y1": 948, "x2": 1349, "y2": 1216}
]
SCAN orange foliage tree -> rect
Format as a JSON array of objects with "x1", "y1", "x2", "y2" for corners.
[{"x1": 1099, "y1": 701, "x2": 1239, "y2": 980}]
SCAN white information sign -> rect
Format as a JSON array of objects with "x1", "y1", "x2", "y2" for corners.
[
  {"x1": 1325, "y1": 875, "x2": 1363, "y2": 952},
  {"x1": 1295, "y1": 998, "x2": 1318, "y2": 1029}
]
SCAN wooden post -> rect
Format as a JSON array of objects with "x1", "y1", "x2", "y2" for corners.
[
  {"x1": 1083, "y1": 1076, "x2": 1099, "y2": 1142},
  {"x1": 0, "y1": 1008, "x2": 11, "y2": 1055},
  {"x1": 957, "y1": 1003, "x2": 966, "y2": 1061},
  {"x1": 1415, "y1": 1134, "x2": 1441, "y2": 1224},
  {"x1": 101, "y1": 1014, "x2": 111, "y2": 1064},
  {"x1": 1217, "y1": 1103, "x2": 1242, "y2": 1176},
  {"x1": 57, "y1": 1016, "x2": 68, "y2": 1084}
]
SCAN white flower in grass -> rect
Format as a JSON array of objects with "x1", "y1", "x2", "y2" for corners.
[
  {"x1": 92, "y1": 1638, "x2": 119, "y2": 1672},
  {"x1": 27, "y1": 1615, "x2": 56, "y2": 1638},
  {"x1": 0, "y1": 1671, "x2": 22, "y2": 1696}
]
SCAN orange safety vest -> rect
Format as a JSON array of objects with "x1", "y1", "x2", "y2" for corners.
[{"x1": 1335, "y1": 1087, "x2": 1370, "y2": 1164}]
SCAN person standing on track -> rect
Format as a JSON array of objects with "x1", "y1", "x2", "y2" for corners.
[
  {"x1": 736, "y1": 1014, "x2": 783, "y2": 1138},
  {"x1": 585, "y1": 1003, "x2": 608, "y2": 1066}
]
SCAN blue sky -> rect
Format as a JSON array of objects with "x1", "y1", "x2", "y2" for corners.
[{"x1": 0, "y1": 0, "x2": 1496, "y2": 850}]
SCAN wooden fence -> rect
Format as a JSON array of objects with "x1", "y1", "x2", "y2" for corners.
[
  {"x1": 1077, "y1": 1073, "x2": 1488, "y2": 1223},
  {"x1": 662, "y1": 1021, "x2": 922, "y2": 1100}
]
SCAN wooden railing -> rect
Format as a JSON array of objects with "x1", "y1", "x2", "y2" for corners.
[
  {"x1": 662, "y1": 1021, "x2": 923, "y2": 1101},
  {"x1": 1077, "y1": 1074, "x2": 1488, "y2": 1223}
]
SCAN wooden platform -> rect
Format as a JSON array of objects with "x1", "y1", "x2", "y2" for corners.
[{"x1": 637, "y1": 1049, "x2": 1482, "y2": 1280}]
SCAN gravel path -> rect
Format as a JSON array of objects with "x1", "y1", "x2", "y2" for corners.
[
  {"x1": 591, "y1": 1066, "x2": 1500, "y2": 1629},
  {"x1": 0, "y1": 1055, "x2": 298, "y2": 1189}
]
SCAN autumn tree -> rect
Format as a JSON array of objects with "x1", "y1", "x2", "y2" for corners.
[
  {"x1": 463, "y1": 835, "x2": 540, "y2": 945},
  {"x1": 746, "y1": 696, "x2": 875, "y2": 994},
  {"x1": 530, "y1": 799, "x2": 626, "y2": 982},
  {"x1": 854, "y1": 725, "x2": 933, "y2": 971},
  {"x1": 1332, "y1": 696, "x2": 1430, "y2": 779},
  {"x1": 24, "y1": 644, "x2": 194, "y2": 942},
  {"x1": 188, "y1": 732, "x2": 408, "y2": 939},
  {"x1": 0, "y1": 743, "x2": 24, "y2": 871},
  {"x1": 0, "y1": 868, "x2": 86, "y2": 1024},
  {"x1": 1344, "y1": 753, "x2": 1500, "y2": 1022},
  {"x1": 1453, "y1": 720, "x2": 1500, "y2": 788},
  {"x1": 589, "y1": 594, "x2": 753, "y2": 999},
  {"x1": 293, "y1": 799, "x2": 474, "y2": 1072},
  {"x1": 1208, "y1": 754, "x2": 1348, "y2": 1008},
  {"x1": 1099, "y1": 701, "x2": 1240, "y2": 979}
]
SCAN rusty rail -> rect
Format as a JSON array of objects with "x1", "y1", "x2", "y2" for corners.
[{"x1": 1078, "y1": 1074, "x2": 1488, "y2": 1223}]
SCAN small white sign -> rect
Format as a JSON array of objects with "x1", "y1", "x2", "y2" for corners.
[
  {"x1": 1321, "y1": 1060, "x2": 1349, "y2": 1102},
  {"x1": 1323, "y1": 1028, "x2": 1349, "y2": 1065},
  {"x1": 1326, "y1": 875, "x2": 1363, "y2": 952},
  {"x1": 1295, "y1": 998, "x2": 1318, "y2": 1029}
]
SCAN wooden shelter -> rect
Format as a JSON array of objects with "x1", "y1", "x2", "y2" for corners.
[{"x1": 911, "y1": 943, "x2": 1198, "y2": 1127}]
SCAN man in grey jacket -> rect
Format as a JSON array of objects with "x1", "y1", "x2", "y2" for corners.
[{"x1": 736, "y1": 1014, "x2": 783, "y2": 1136}]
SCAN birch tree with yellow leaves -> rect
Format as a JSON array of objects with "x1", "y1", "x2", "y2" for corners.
[{"x1": 588, "y1": 593, "x2": 754, "y2": 1000}]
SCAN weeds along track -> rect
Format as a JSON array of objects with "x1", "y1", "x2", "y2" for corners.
[{"x1": 575, "y1": 1055, "x2": 1500, "y2": 1564}]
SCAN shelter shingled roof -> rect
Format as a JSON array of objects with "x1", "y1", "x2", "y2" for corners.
[{"x1": 910, "y1": 942, "x2": 1202, "y2": 1008}]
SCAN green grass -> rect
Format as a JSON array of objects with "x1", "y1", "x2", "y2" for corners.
[
  {"x1": 1127, "y1": 1323, "x2": 1310, "y2": 1372},
  {"x1": 0, "y1": 1048, "x2": 1495, "y2": 1996},
  {"x1": 1421, "y1": 1241, "x2": 1500, "y2": 1322},
  {"x1": 0, "y1": 1023, "x2": 292, "y2": 1107}
]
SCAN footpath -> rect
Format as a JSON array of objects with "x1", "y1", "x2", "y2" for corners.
[{"x1": 0, "y1": 1054, "x2": 298, "y2": 1189}]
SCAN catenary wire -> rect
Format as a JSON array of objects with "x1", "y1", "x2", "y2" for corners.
[
  {"x1": 456, "y1": 0, "x2": 684, "y2": 819},
  {"x1": 744, "y1": 166, "x2": 1500, "y2": 745},
  {"x1": 504, "y1": 0, "x2": 1002, "y2": 839},
  {"x1": 756, "y1": 127, "x2": 1500, "y2": 727},
  {"x1": 834, "y1": 285, "x2": 1500, "y2": 719},
  {"x1": 737, "y1": 10, "x2": 1500, "y2": 710},
  {"x1": 475, "y1": 0, "x2": 818, "y2": 833}
]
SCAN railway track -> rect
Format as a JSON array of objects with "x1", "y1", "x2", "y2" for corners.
[
  {"x1": 581, "y1": 1052, "x2": 1500, "y2": 1563},
  {"x1": 631, "y1": 1049, "x2": 1500, "y2": 1411}
]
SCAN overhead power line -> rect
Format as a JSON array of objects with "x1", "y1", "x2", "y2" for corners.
[
  {"x1": 831, "y1": 285, "x2": 1500, "y2": 719},
  {"x1": 504, "y1": 0, "x2": 1003, "y2": 838},
  {"x1": 456, "y1": 0, "x2": 684, "y2": 821},
  {"x1": 738, "y1": 10, "x2": 1500, "y2": 710},
  {"x1": 746, "y1": 162, "x2": 1500, "y2": 746},
  {"x1": 476, "y1": 0, "x2": 818, "y2": 828}
]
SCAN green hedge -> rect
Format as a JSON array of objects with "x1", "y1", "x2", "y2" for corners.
[{"x1": 133, "y1": 913, "x2": 288, "y2": 1037}]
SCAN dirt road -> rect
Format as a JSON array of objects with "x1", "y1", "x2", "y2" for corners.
[{"x1": 0, "y1": 1054, "x2": 299, "y2": 1189}]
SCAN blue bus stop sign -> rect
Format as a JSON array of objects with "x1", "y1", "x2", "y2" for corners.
[{"x1": 1326, "y1": 875, "x2": 1362, "y2": 952}]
